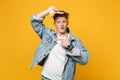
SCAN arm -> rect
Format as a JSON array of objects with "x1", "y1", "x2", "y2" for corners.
[
  {"x1": 37, "y1": 6, "x2": 64, "y2": 18},
  {"x1": 60, "y1": 37, "x2": 90, "y2": 65},
  {"x1": 31, "y1": 6, "x2": 63, "y2": 39},
  {"x1": 67, "y1": 39, "x2": 90, "y2": 65}
]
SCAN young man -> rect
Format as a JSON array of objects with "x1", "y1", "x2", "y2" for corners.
[{"x1": 30, "y1": 6, "x2": 90, "y2": 80}]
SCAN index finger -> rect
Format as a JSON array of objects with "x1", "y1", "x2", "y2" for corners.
[{"x1": 54, "y1": 11, "x2": 64, "y2": 14}]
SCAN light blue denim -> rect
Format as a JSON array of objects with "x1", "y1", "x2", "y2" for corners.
[
  {"x1": 42, "y1": 76, "x2": 51, "y2": 80},
  {"x1": 30, "y1": 15, "x2": 90, "y2": 80}
]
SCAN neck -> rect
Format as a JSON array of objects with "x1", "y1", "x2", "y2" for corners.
[{"x1": 57, "y1": 31, "x2": 68, "y2": 37}]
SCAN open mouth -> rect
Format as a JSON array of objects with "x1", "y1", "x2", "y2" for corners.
[{"x1": 60, "y1": 27, "x2": 64, "y2": 30}]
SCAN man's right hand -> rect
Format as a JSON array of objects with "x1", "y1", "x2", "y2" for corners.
[
  {"x1": 37, "y1": 6, "x2": 64, "y2": 18},
  {"x1": 47, "y1": 6, "x2": 64, "y2": 17}
]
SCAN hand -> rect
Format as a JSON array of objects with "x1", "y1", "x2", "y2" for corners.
[
  {"x1": 57, "y1": 38, "x2": 70, "y2": 48},
  {"x1": 47, "y1": 6, "x2": 64, "y2": 17}
]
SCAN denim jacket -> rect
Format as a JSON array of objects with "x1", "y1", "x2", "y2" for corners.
[{"x1": 30, "y1": 15, "x2": 90, "y2": 80}]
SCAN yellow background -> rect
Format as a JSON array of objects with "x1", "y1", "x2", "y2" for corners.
[{"x1": 0, "y1": 0, "x2": 120, "y2": 80}]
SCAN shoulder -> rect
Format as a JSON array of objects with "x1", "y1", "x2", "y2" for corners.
[
  {"x1": 42, "y1": 28, "x2": 55, "y2": 37},
  {"x1": 71, "y1": 35, "x2": 83, "y2": 45},
  {"x1": 44, "y1": 28, "x2": 55, "y2": 34},
  {"x1": 70, "y1": 34, "x2": 81, "y2": 42}
]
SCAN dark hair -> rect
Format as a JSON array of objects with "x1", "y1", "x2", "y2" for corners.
[{"x1": 53, "y1": 11, "x2": 69, "y2": 21}]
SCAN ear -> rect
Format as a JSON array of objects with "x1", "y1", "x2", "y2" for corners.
[{"x1": 67, "y1": 20, "x2": 69, "y2": 25}]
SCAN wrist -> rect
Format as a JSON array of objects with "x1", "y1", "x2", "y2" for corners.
[
  {"x1": 66, "y1": 44, "x2": 74, "y2": 51},
  {"x1": 46, "y1": 9, "x2": 49, "y2": 14},
  {"x1": 37, "y1": 10, "x2": 49, "y2": 18}
]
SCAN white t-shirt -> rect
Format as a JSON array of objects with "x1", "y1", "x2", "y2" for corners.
[{"x1": 42, "y1": 35, "x2": 69, "y2": 80}]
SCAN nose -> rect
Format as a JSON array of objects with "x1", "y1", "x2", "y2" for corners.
[{"x1": 60, "y1": 22, "x2": 64, "y2": 25}]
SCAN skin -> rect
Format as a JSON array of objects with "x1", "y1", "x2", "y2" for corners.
[
  {"x1": 37, "y1": 6, "x2": 75, "y2": 53},
  {"x1": 54, "y1": 16, "x2": 70, "y2": 48}
]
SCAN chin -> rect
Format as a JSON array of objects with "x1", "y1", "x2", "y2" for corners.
[
  {"x1": 57, "y1": 29, "x2": 67, "y2": 34},
  {"x1": 59, "y1": 31, "x2": 66, "y2": 34}
]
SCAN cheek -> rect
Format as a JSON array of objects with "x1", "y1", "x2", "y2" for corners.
[
  {"x1": 55, "y1": 26, "x2": 60, "y2": 30},
  {"x1": 54, "y1": 24, "x2": 58, "y2": 28},
  {"x1": 56, "y1": 25, "x2": 61, "y2": 28},
  {"x1": 65, "y1": 23, "x2": 68, "y2": 26}
]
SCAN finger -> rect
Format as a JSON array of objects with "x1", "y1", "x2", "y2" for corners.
[
  {"x1": 53, "y1": 7, "x2": 58, "y2": 12},
  {"x1": 55, "y1": 11, "x2": 64, "y2": 14},
  {"x1": 49, "y1": 9, "x2": 54, "y2": 17},
  {"x1": 54, "y1": 8, "x2": 58, "y2": 11}
]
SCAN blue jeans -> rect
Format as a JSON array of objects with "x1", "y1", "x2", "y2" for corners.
[{"x1": 42, "y1": 76, "x2": 51, "y2": 80}]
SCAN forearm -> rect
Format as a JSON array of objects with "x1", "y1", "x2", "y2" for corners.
[
  {"x1": 37, "y1": 6, "x2": 63, "y2": 18},
  {"x1": 66, "y1": 39, "x2": 90, "y2": 65},
  {"x1": 37, "y1": 10, "x2": 49, "y2": 18},
  {"x1": 67, "y1": 46, "x2": 90, "y2": 65},
  {"x1": 30, "y1": 6, "x2": 61, "y2": 38}
]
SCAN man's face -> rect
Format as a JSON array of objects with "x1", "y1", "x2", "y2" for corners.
[{"x1": 54, "y1": 17, "x2": 68, "y2": 34}]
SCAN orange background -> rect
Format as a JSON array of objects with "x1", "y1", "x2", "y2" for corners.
[{"x1": 0, "y1": 0, "x2": 120, "y2": 80}]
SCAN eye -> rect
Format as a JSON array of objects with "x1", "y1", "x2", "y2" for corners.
[
  {"x1": 56, "y1": 21, "x2": 61, "y2": 24},
  {"x1": 63, "y1": 21, "x2": 67, "y2": 23}
]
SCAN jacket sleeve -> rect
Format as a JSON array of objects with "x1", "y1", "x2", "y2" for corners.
[
  {"x1": 66, "y1": 39, "x2": 90, "y2": 65},
  {"x1": 30, "y1": 14, "x2": 47, "y2": 39}
]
